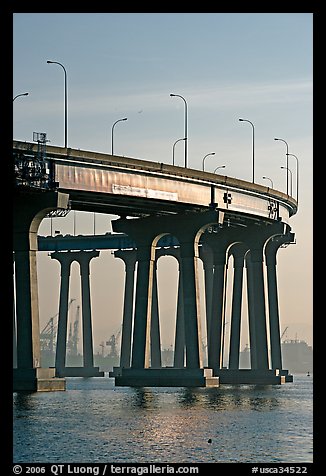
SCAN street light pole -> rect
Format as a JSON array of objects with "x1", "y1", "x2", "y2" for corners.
[
  {"x1": 262, "y1": 176, "x2": 274, "y2": 188},
  {"x1": 288, "y1": 153, "x2": 299, "y2": 204},
  {"x1": 172, "y1": 137, "x2": 186, "y2": 166},
  {"x1": 239, "y1": 118, "x2": 255, "y2": 183},
  {"x1": 281, "y1": 166, "x2": 293, "y2": 197},
  {"x1": 170, "y1": 93, "x2": 188, "y2": 168},
  {"x1": 47, "y1": 60, "x2": 68, "y2": 148},
  {"x1": 202, "y1": 152, "x2": 215, "y2": 171},
  {"x1": 274, "y1": 137, "x2": 289, "y2": 195},
  {"x1": 214, "y1": 165, "x2": 226, "y2": 173},
  {"x1": 111, "y1": 118, "x2": 128, "y2": 155},
  {"x1": 13, "y1": 92, "x2": 29, "y2": 102}
]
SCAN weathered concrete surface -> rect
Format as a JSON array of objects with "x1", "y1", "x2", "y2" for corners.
[
  {"x1": 56, "y1": 367, "x2": 104, "y2": 377},
  {"x1": 214, "y1": 369, "x2": 293, "y2": 384},
  {"x1": 112, "y1": 367, "x2": 219, "y2": 387},
  {"x1": 13, "y1": 368, "x2": 66, "y2": 392}
]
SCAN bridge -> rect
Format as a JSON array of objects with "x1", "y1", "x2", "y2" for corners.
[{"x1": 13, "y1": 140, "x2": 297, "y2": 390}]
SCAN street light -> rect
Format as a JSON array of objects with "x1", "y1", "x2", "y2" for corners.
[
  {"x1": 274, "y1": 137, "x2": 289, "y2": 195},
  {"x1": 281, "y1": 166, "x2": 293, "y2": 197},
  {"x1": 202, "y1": 152, "x2": 215, "y2": 171},
  {"x1": 239, "y1": 118, "x2": 255, "y2": 183},
  {"x1": 172, "y1": 137, "x2": 186, "y2": 166},
  {"x1": 262, "y1": 176, "x2": 274, "y2": 188},
  {"x1": 214, "y1": 165, "x2": 226, "y2": 173},
  {"x1": 47, "y1": 60, "x2": 68, "y2": 148},
  {"x1": 111, "y1": 117, "x2": 127, "y2": 155},
  {"x1": 170, "y1": 93, "x2": 188, "y2": 168},
  {"x1": 288, "y1": 153, "x2": 299, "y2": 204},
  {"x1": 13, "y1": 92, "x2": 29, "y2": 102}
]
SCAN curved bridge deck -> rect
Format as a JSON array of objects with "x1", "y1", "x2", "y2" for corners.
[{"x1": 13, "y1": 141, "x2": 297, "y2": 224}]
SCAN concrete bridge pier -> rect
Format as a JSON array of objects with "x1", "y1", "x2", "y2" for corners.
[
  {"x1": 13, "y1": 191, "x2": 69, "y2": 391},
  {"x1": 111, "y1": 210, "x2": 221, "y2": 387},
  {"x1": 265, "y1": 230, "x2": 295, "y2": 371},
  {"x1": 201, "y1": 227, "x2": 240, "y2": 374},
  {"x1": 110, "y1": 247, "x2": 163, "y2": 377},
  {"x1": 204, "y1": 222, "x2": 293, "y2": 384},
  {"x1": 51, "y1": 250, "x2": 104, "y2": 378}
]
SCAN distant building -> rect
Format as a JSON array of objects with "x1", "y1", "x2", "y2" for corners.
[
  {"x1": 239, "y1": 339, "x2": 313, "y2": 373},
  {"x1": 281, "y1": 339, "x2": 313, "y2": 374}
]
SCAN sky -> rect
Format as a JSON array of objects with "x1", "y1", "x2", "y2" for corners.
[{"x1": 13, "y1": 13, "x2": 313, "y2": 358}]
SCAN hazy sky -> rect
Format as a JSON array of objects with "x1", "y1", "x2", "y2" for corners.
[{"x1": 13, "y1": 13, "x2": 313, "y2": 356}]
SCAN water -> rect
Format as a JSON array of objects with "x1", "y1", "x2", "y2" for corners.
[{"x1": 13, "y1": 374, "x2": 313, "y2": 463}]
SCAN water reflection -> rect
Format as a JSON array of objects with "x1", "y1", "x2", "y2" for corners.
[
  {"x1": 13, "y1": 392, "x2": 36, "y2": 412},
  {"x1": 130, "y1": 387, "x2": 158, "y2": 409},
  {"x1": 176, "y1": 385, "x2": 282, "y2": 412}
]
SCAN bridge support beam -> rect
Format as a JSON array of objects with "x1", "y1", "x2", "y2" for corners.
[
  {"x1": 51, "y1": 250, "x2": 104, "y2": 378},
  {"x1": 13, "y1": 191, "x2": 69, "y2": 391},
  {"x1": 201, "y1": 221, "x2": 293, "y2": 384}
]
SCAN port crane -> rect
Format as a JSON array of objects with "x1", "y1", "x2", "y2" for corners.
[
  {"x1": 281, "y1": 326, "x2": 289, "y2": 342},
  {"x1": 106, "y1": 329, "x2": 121, "y2": 358},
  {"x1": 40, "y1": 298, "x2": 76, "y2": 352},
  {"x1": 67, "y1": 305, "x2": 80, "y2": 356}
]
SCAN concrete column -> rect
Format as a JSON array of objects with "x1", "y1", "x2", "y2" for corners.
[
  {"x1": 13, "y1": 305, "x2": 17, "y2": 369},
  {"x1": 265, "y1": 232, "x2": 295, "y2": 369},
  {"x1": 51, "y1": 252, "x2": 73, "y2": 373},
  {"x1": 246, "y1": 249, "x2": 269, "y2": 370},
  {"x1": 245, "y1": 252, "x2": 258, "y2": 368},
  {"x1": 228, "y1": 243, "x2": 248, "y2": 369},
  {"x1": 132, "y1": 245, "x2": 155, "y2": 369},
  {"x1": 13, "y1": 190, "x2": 69, "y2": 390},
  {"x1": 13, "y1": 257, "x2": 18, "y2": 369},
  {"x1": 199, "y1": 244, "x2": 214, "y2": 364},
  {"x1": 200, "y1": 227, "x2": 240, "y2": 373},
  {"x1": 174, "y1": 264, "x2": 185, "y2": 367},
  {"x1": 209, "y1": 250, "x2": 228, "y2": 371},
  {"x1": 79, "y1": 251, "x2": 100, "y2": 368},
  {"x1": 243, "y1": 222, "x2": 285, "y2": 371},
  {"x1": 179, "y1": 241, "x2": 203, "y2": 369},
  {"x1": 151, "y1": 259, "x2": 162, "y2": 367},
  {"x1": 15, "y1": 250, "x2": 41, "y2": 369},
  {"x1": 114, "y1": 250, "x2": 137, "y2": 369}
]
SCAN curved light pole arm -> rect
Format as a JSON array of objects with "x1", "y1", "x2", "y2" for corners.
[
  {"x1": 47, "y1": 60, "x2": 68, "y2": 148},
  {"x1": 170, "y1": 94, "x2": 188, "y2": 168},
  {"x1": 202, "y1": 152, "x2": 215, "y2": 171},
  {"x1": 13, "y1": 92, "x2": 29, "y2": 102},
  {"x1": 281, "y1": 166, "x2": 293, "y2": 197},
  {"x1": 214, "y1": 165, "x2": 226, "y2": 173},
  {"x1": 288, "y1": 153, "x2": 299, "y2": 204},
  {"x1": 239, "y1": 118, "x2": 255, "y2": 183},
  {"x1": 274, "y1": 138, "x2": 289, "y2": 195},
  {"x1": 111, "y1": 118, "x2": 127, "y2": 155},
  {"x1": 172, "y1": 137, "x2": 186, "y2": 166}
]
